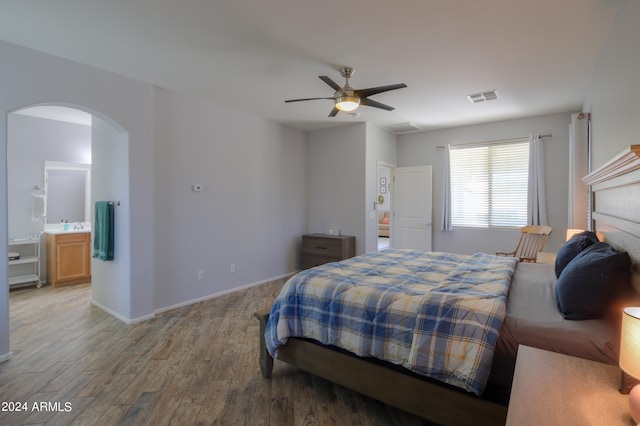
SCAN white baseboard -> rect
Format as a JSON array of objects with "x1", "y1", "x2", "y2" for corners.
[
  {"x1": 90, "y1": 271, "x2": 297, "y2": 323},
  {"x1": 154, "y1": 271, "x2": 297, "y2": 316},
  {"x1": 90, "y1": 299, "x2": 155, "y2": 325},
  {"x1": 0, "y1": 351, "x2": 13, "y2": 363}
]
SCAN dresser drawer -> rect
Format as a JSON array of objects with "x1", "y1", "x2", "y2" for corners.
[
  {"x1": 301, "y1": 234, "x2": 355, "y2": 269},
  {"x1": 302, "y1": 235, "x2": 345, "y2": 257},
  {"x1": 55, "y1": 232, "x2": 90, "y2": 244},
  {"x1": 302, "y1": 256, "x2": 339, "y2": 270}
]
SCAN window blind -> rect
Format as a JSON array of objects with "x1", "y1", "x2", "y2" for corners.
[{"x1": 450, "y1": 141, "x2": 529, "y2": 228}]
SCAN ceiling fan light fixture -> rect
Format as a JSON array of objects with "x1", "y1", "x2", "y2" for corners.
[
  {"x1": 284, "y1": 67, "x2": 406, "y2": 117},
  {"x1": 335, "y1": 95, "x2": 360, "y2": 112}
]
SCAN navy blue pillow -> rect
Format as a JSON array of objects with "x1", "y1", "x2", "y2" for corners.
[
  {"x1": 554, "y1": 231, "x2": 599, "y2": 278},
  {"x1": 555, "y1": 242, "x2": 631, "y2": 320}
]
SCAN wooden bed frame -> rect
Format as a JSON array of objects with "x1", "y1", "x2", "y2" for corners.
[
  {"x1": 254, "y1": 309, "x2": 507, "y2": 425},
  {"x1": 255, "y1": 145, "x2": 640, "y2": 426}
]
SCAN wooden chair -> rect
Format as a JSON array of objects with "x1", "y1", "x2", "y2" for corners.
[{"x1": 496, "y1": 225, "x2": 552, "y2": 263}]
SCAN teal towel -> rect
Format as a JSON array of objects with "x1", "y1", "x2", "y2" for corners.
[{"x1": 93, "y1": 201, "x2": 114, "y2": 261}]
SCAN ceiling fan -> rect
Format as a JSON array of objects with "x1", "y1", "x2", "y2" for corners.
[{"x1": 284, "y1": 67, "x2": 407, "y2": 117}]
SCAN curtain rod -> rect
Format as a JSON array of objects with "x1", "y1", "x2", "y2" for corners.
[{"x1": 436, "y1": 133, "x2": 552, "y2": 150}]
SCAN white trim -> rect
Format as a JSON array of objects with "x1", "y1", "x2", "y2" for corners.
[
  {"x1": 43, "y1": 160, "x2": 92, "y2": 225},
  {"x1": 89, "y1": 271, "x2": 298, "y2": 323},
  {"x1": 0, "y1": 351, "x2": 13, "y2": 363},
  {"x1": 582, "y1": 145, "x2": 640, "y2": 187},
  {"x1": 90, "y1": 299, "x2": 155, "y2": 325},
  {"x1": 153, "y1": 271, "x2": 298, "y2": 316}
]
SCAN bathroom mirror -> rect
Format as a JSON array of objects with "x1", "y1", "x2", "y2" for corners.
[{"x1": 44, "y1": 161, "x2": 91, "y2": 224}]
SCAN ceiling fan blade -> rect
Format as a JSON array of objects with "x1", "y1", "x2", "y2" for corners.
[
  {"x1": 359, "y1": 98, "x2": 395, "y2": 111},
  {"x1": 328, "y1": 107, "x2": 340, "y2": 117},
  {"x1": 319, "y1": 76, "x2": 343, "y2": 92},
  {"x1": 356, "y1": 83, "x2": 407, "y2": 98},
  {"x1": 284, "y1": 97, "x2": 335, "y2": 103}
]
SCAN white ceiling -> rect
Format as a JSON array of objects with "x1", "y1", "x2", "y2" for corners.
[{"x1": 0, "y1": 0, "x2": 620, "y2": 132}]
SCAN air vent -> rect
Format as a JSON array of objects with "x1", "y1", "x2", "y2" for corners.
[
  {"x1": 385, "y1": 122, "x2": 421, "y2": 134},
  {"x1": 467, "y1": 90, "x2": 499, "y2": 104}
]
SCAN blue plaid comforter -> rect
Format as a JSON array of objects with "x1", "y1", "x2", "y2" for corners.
[{"x1": 265, "y1": 249, "x2": 517, "y2": 395}]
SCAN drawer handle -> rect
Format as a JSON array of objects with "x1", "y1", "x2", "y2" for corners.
[{"x1": 315, "y1": 246, "x2": 328, "y2": 250}]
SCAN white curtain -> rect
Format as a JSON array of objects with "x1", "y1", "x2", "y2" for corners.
[
  {"x1": 441, "y1": 144, "x2": 453, "y2": 231},
  {"x1": 527, "y1": 134, "x2": 548, "y2": 225},
  {"x1": 568, "y1": 112, "x2": 590, "y2": 230}
]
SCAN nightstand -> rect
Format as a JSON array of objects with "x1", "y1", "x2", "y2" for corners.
[
  {"x1": 301, "y1": 233, "x2": 355, "y2": 269},
  {"x1": 535, "y1": 251, "x2": 556, "y2": 264},
  {"x1": 506, "y1": 345, "x2": 632, "y2": 425}
]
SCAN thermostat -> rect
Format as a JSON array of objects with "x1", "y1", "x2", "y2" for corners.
[{"x1": 192, "y1": 184, "x2": 203, "y2": 192}]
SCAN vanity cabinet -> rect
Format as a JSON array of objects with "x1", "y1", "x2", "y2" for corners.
[{"x1": 46, "y1": 232, "x2": 91, "y2": 287}]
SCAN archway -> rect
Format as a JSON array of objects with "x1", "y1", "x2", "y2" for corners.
[
  {"x1": 5, "y1": 103, "x2": 132, "y2": 356},
  {"x1": 1, "y1": 40, "x2": 159, "y2": 362}
]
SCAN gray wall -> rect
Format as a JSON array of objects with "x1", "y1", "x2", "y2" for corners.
[
  {"x1": 397, "y1": 112, "x2": 573, "y2": 255},
  {"x1": 584, "y1": 0, "x2": 640, "y2": 169},
  {"x1": 153, "y1": 87, "x2": 308, "y2": 311},
  {"x1": 308, "y1": 124, "x2": 367, "y2": 254},
  {"x1": 90, "y1": 116, "x2": 131, "y2": 318}
]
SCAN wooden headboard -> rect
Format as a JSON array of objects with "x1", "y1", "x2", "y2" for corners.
[{"x1": 583, "y1": 145, "x2": 640, "y2": 293}]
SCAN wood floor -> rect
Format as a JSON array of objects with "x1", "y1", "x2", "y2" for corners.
[{"x1": 0, "y1": 280, "x2": 432, "y2": 425}]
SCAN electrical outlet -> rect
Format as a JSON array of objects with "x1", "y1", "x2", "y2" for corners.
[
  {"x1": 230, "y1": 263, "x2": 236, "y2": 273},
  {"x1": 197, "y1": 270, "x2": 205, "y2": 280}
]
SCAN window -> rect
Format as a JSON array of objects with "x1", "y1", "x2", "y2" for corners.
[{"x1": 450, "y1": 141, "x2": 529, "y2": 228}]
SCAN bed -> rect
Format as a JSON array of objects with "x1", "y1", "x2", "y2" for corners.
[{"x1": 255, "y1": 145, "x2": 640, "y2": 426}]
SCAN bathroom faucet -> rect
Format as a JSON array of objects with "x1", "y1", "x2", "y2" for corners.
[{"x1": 73, "y1": 222, "x2": 84, "y2": 230}]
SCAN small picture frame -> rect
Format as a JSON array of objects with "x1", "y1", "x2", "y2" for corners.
[
  {"x1": 380, "y1": 186, "x2": 386, "y2": 193},
  {"x1": 380, "y1": 177, "x2": 386, "y2": 185}
]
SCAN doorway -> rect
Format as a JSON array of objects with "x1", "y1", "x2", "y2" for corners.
[
  {"x1": 8, "y1": 107, "x2": 92, "y2": 290},
  {"x1": 394, "y1": 165, "x2": 433, "y2": 251},
  {"x1": 377, "y1": 164, "x2": 392, "y2": 250},
  {"x1": 7, "y1": 103, "x2": 131, "y2": 327}
]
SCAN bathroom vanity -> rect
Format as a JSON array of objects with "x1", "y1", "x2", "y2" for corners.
[{"x1": 46, "y1": 229, "x2": 91, "y2": 287}]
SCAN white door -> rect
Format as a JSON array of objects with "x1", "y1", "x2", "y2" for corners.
[{"x1": 392, "y1": 166, "x2": 432, "y2": 251}]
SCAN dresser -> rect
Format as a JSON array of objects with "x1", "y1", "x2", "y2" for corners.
[
  {"x1": 46, "y1": 231, "x2": 92, "y2": 287},
  {"x1": 301, "y1": 234, "x2": 355, "y2": 269}
]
